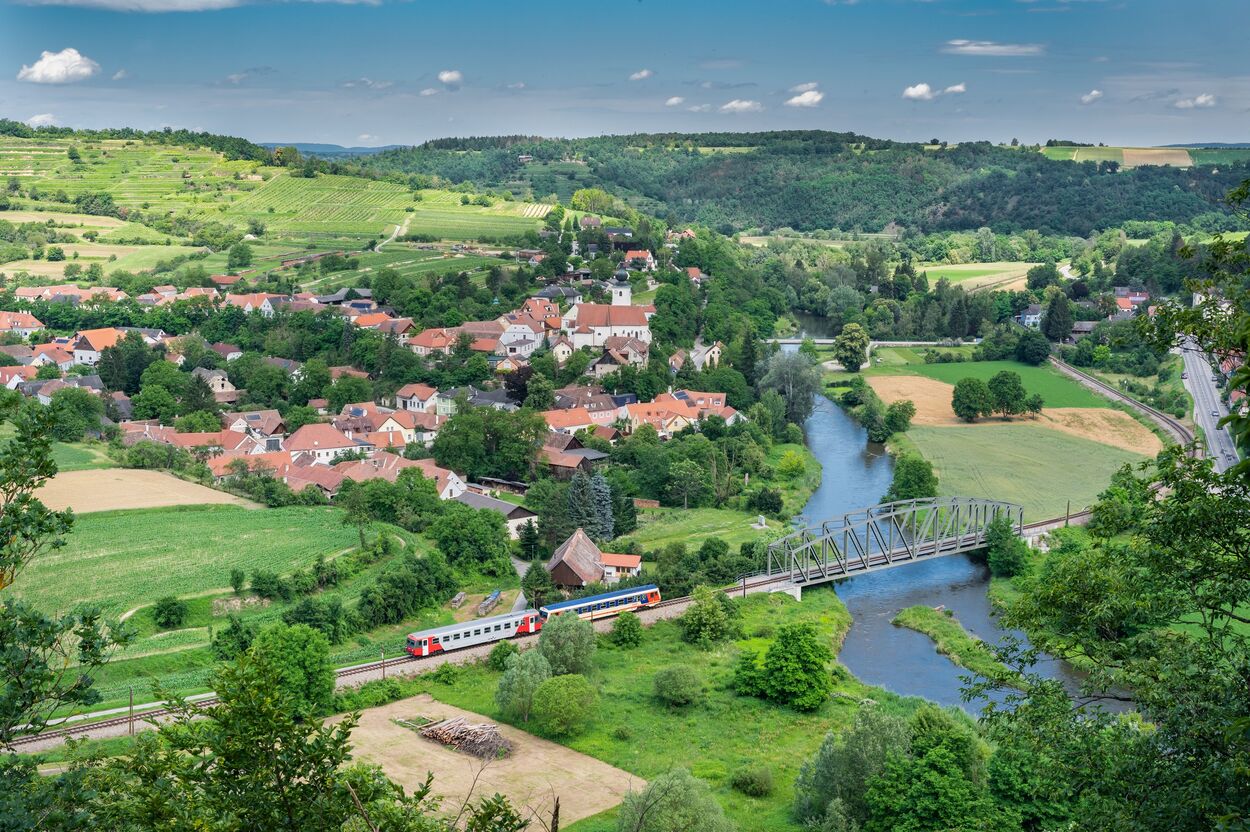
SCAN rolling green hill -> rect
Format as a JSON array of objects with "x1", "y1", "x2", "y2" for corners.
[
  {"x1": 0, "y1": 134, "x2": 548, "y2": 248},
  {"x1": 351, "y1": 132, "x2": 1250, "y2": 237}
]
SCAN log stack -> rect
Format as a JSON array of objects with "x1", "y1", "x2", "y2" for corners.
[{"x1": 418, "y1": 717, "x2": 512, "y2": 759}]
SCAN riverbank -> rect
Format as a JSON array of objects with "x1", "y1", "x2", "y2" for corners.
[
  {"x1": 823, "y1": 349, "x2": 1155, "y2": 521},
  {"x1": 892, "y1": 605, "x2": 1021, "y2": 687}
]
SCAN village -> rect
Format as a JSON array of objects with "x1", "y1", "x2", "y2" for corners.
[{"x1": 0, "y1": 218, "x2": 753, "y2": 593}]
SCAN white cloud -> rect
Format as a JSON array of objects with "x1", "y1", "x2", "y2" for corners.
[
  {"x1": 629, "y1": 68, "x2": 653, "y2": 81},
  {"x1": 112, "y1": 68, "x2": 128, "y2": 80},
  {"x1": 342, "y1": 77, "x2": 392, "y2": 90},
  {"x1": 903, "y1": 82, "x2": 965, "y2": 101},
  {"x1": 785, "y1": 89, "x2": 824, "y2": 107},
  {"x1": 943, "y1": 39, "x2": 1044, "y2": 57},
  {"x1": 506, "y1": 81, "x2": 526, "y2": 90},
  {"x1": 1175, "y1": 93, "x2": 1216, "y2": 109},
  {"x1": 419, "y1": 87, "x2": 439, "y2": 97},
  {"x1": 16, "y1": 48, "x2": 101, "y2": 84},
  {"x1": 665, "y1": 96, "x2": 685, "y2": 107},
  {"x1": 357, "y1": 133, "x2": 377, "y2": 142},
  {"x1": 437, "y1": 69, "x2": 462, "y2": 84},
  {"x1": 790, "y1": 81, "x2": 819, "y2": 93},
  {"x1": 688, "y1": 103, "x2": 712, "y2": 113},
  {"x1": 902, "y1": 83, "x2": 937, "y2": 101},
  {"x1": 1080, "y1": 89, "x2": 1103, "y2": 104},
  {"x1": 720, "y1": 99, "x2": 762, "y2": 113},
  {"x1": 27, "y1": 113, "x2": 57, "y2": 127}
]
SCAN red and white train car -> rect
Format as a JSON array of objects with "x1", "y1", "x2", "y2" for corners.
[{"x1": 405, "y1": 609, "x2": 542, "y2": 657}]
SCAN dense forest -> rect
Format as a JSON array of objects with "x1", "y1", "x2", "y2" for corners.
[{"x1": 350, "y1": 132, "x2": 1250, "y2": 237}]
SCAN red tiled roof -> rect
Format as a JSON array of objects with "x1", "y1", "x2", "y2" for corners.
[
  {"x1": 396, "y1": 383, "x2": 438, "y2": 401},
  {"x1": 285, "y1": 423, "x2": 357, "y2": 451}
]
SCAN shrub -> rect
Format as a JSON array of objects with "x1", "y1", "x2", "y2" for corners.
[
  {"x1": 612, "y1": 725, "x2": 633, "y2": 741},
  {"x1": 229, "y1": 568, "x2": 245, "y2": 595},
  {"x1": 679, "y1": 585, "x2": 733, "y2": 647},
  {"x1": 609, "y1": 611, "x2": 643, "y2": 647},
  {"x1": 777, "y1": 450, "x2": 807, "y2": 480},
  {"x1": 538, "y1": 611, "x2": 596, "y2": 675},
  {"x1": 211, "y1": 615, "x2": 255, "y2": 660},
  {"x1": 748, "y1": 487, "x2": 784, "y2": 515},
  {"x1": 653, "y1": 665, "x2": 702, "y2": 707},
  {"x1": 730, "y1": 766, "x2": 774, "y2": 797},
  {"x1": 152, "y1": 596, "x2": 188, "y2": 629},
  {"x1": 495, "y1": 650, "x2": 551, "y2": 722},
  {"x1": 532, "y1": 674, "x2": 597, "y2": 736},
  {"x1": 487, "y1": 640, "x2": 519, "y2": 671},
  {"x1": 430, "y1": 662, "x2": 460, "y2": 685},
  {"x1": 250, "y1": 570, "x2": 292, "y2": 601}
]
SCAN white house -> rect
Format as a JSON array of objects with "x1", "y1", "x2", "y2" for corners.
[
  {"x1": 395, "y1": 383, "x2": 440, "y2": 413},
  {"x1": 562, "y1": 304, "x2": 652, "y2": 350}
]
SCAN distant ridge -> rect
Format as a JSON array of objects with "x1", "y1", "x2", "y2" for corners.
[
  {"x1": 260, "y1": 142, "x2": 406, "y2": 155},
  {"x1": 1162, "y1": 142, "x2": 1250, "y2": 148}
]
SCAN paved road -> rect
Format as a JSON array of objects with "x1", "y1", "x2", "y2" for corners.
[
  {"x1": 510, "y1": 556, "x2": 530, "y2": 612},
  {"x1": 1180, "y1": 345, "x2": 1240, "y2": 472}
]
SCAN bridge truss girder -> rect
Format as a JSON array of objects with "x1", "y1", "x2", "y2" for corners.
[{"x1": 765, "y1": 497, "x2": 1024, "y2": 585}]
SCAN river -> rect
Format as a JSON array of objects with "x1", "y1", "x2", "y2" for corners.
[{"x1": 787, "y1": 340, "x2": 1096, "y2": 711}]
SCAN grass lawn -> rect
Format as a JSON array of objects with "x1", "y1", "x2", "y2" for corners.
[
  {"x1": 882, "y1": 360, "x2": 1109, "y2": 409},
  {"x1": 401, "y1": 587, "x2": 919, "y2": 832},
  {"x1": 2, "y1": 504, "x2": 360, "y2": 618},
  {"x1": 0, "y1": 422, "x2": 114, "y2": 471},
  {"x1": 906, "y1": 424, "x2": 1147, "y2": 521},
  {"x1": 625, "y1": 507, "x2": 781, "y2": 551}
]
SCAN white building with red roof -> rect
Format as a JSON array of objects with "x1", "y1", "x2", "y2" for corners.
[{"x1": 562, "y1": 303, "x2": 652, "y2": 350}]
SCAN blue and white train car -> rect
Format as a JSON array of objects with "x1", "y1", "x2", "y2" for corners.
[{"x1": 539, "y1": 584, "x2": 661, "y2": 621}]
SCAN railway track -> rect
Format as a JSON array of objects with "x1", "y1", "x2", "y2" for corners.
[
  {"x1": 11, "y1": 508, "x2": 1095, "y2": 750},
  {"x1": 1050, "y1": 357, "x2": 1198, "y2": 452}
]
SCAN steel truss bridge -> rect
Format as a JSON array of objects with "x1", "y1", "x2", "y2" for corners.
[{"x1": 764, "y1": 497, "x2": 1024, "y2": 585}]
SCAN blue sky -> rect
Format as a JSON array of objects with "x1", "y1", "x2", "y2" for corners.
[{"x1": 1, "y1": 0, "x2": 1246, "y2": 146}]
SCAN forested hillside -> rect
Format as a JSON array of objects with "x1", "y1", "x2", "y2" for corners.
[{"x1": 351, "y1": 132, "x2": 1250, "y2": 237}]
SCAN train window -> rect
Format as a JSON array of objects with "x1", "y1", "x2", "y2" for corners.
[
  {"x1": 504, "y1": 621, "x2": 512, "y2": 628},
  {"x1": 494, "y1": 624, "x2": 501, "y2": 632},
  {"x1": 473, "y1": 629, "x2": 481, "y2": 636}
]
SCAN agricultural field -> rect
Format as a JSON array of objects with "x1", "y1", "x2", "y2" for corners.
[
  {"x1": 2, "y1": 137, "x2": 551, "y2": 258},
  {"x1": 37, "y1": 468, "x2": 253, "y2": 513},
  {"x1": 917, "y1": 261, "x2": 1039, "y2": 292},
  {"x1": 403, "y1": 587, "x2": 914, "y2": 832},
  {"x1": 873, "y1": 358, "x2": 1107, "y2": 408},
  {"x1": 302, "y1": 245, "x2": 510, "y2": 291},
  {"x1": 898, "y1": 423, "x2": 1147, "y2": 520},
  {"x1": 2, "y1": 504, "x2": 359, "y2": 618},
  {"x1": 0, "y1": 136, "x2": 266, "y2": 212},
  {"x1": 1039, "y1": 145, "x2": 1250, "y2": 168}
]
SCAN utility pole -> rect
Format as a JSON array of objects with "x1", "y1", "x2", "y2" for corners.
[
  {"x1": 128, "y1": 687, "x2": 134, "y2": 736},
  {"x1": 381, "y1": 649, "x2": 385, "y2": 680}
]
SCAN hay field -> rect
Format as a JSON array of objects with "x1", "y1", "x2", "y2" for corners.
[
  {"x1": 1122, "y1": 148, "x2": 1192, "y2": 168},
  {"x1": 919, "y1": 261, "x2": 1038, "y2": 291},
  {"x1": 38, "y1": 469, "x2": 252, "y2": 513},
  {"x1": 345, "y1": 694, "x2": 639, "y2": 827}
]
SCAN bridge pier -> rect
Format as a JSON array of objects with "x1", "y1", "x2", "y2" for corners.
[{"x1": 770, "y1": 584, "x2": 802, "y2": 601}]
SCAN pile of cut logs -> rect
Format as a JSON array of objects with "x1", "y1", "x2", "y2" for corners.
[{"x1": 419, "y1": 717, "x2": 512, "y2": 759}]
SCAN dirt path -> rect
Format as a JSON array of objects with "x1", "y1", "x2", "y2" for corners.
[{"x1": 343, "y1": 694, "x2": 640, "y2": 827}]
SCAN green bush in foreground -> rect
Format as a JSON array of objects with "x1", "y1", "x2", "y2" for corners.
[
  {"x1": 730, "y1": 765, "x2": 774, "y2": 798},
  {"x1": 653, "y1": 664, "x2": 702, "y2": 707},
  {"x1": 532, "y1": 674, "x2": 596, "y2": 736},
  {"x1": 152, "y1": 595, "x2": 188, "y2": 629},
  {"x1": 617, "y1": 768, "x2": 735, "y2": 832},
  {"x1": 609, "y1": 610, "x2": 643, "y2": 647}
]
